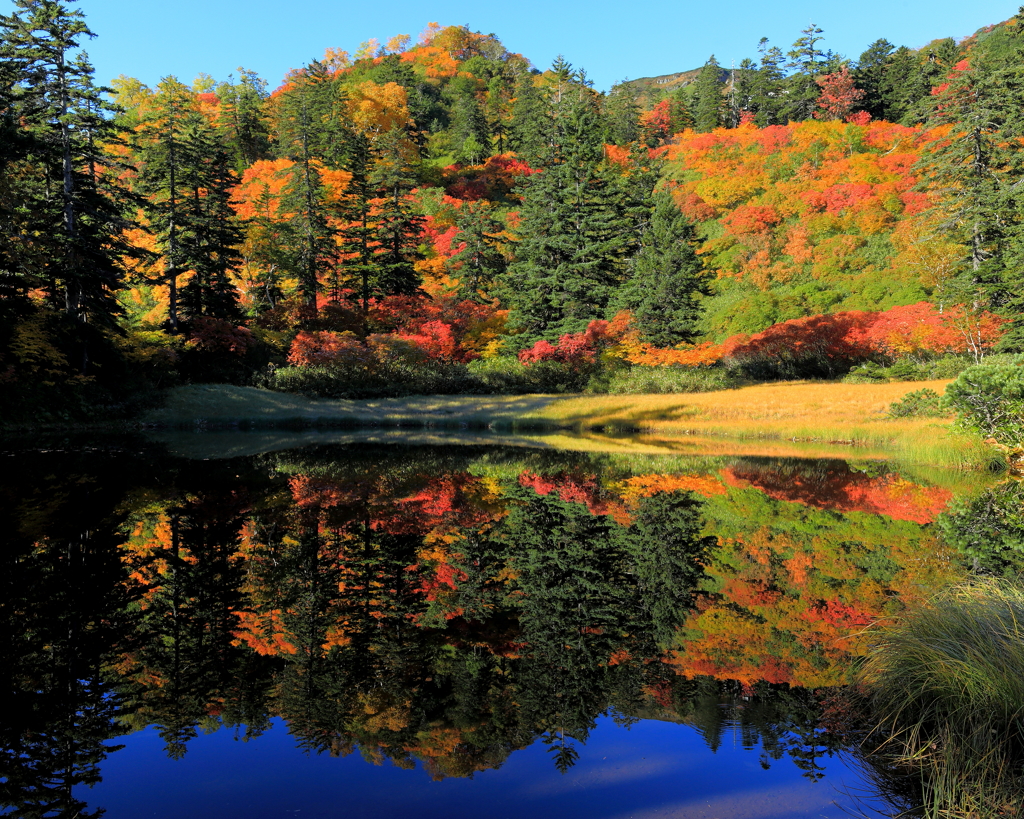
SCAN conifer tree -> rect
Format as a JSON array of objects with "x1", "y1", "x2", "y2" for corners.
[
  {"x1": 507, "y1": 68, "x2": 631, "y2": 339},
  {"x1": 612, "y1": 188, "x2": 710, "y2": 346},
  {"x1": 273, "y1": 65, "x2": 341, "y2": 307},
  {"x1": 603, "y1": 85, "x2": 641, "y2": 145},
  {"x1": 750, "y1": 38, "x2": 786, "y2": 126},
  {"x1": 0, "y1": 0, "x2": 132, "y2": 342},
  {"x1": 692, "y1": 56, "x2": 725, "y2": 132},
  {"x1": 176, "y1": 118, "x2": 243, "y2": 321},
  {"x1": 784, "y1": 24, "x2": 828, "y2": 121},
  {"x1": 368, "y1": 125, "x2": 423, "y2": 299},
  {"x1": 133, "y1": 76, "x2": 196, "y2": 332},
  {"x1": 508, "y1": 73, "x2": 548, "y2": 164},
  {"x1": 215, "y1": 68, "x2": 270, "y2": 172}
]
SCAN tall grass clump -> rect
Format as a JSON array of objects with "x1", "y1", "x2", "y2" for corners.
[{"x1": 856, "y1": 578, "x2": 1024, "y2": 817}]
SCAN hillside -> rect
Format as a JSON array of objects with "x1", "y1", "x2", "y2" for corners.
[{"x1": 1, "y1": 4, "x2": 1022, "y2": 422}]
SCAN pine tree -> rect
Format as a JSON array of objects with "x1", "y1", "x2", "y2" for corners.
[
  {"x1": 215, "y1": 68, "x2": 270, "y2": 172},
  {"x1": 612, "y1": 188, "x2": 711, "y2": 346},
  {"x1": 368, "y1": 125, "x2": 423, "y2": 299},
  {"x1": 176, "y1": 117, "x2": 243, "y2": 321},
  {"x1": 0, "y1": 0, "x2": 132, "y2": 343},
  {"x1": 273, "y1": 66, "x2": 341, "y2": 307},
  {"x1": 449, "y1": 201, "x2": 506, "y2": 301},
  {"x1": 855, "y1": 39, "x2": 895, "y2": 121},
  {"x1": 133, "y1": 76, "x2": 196, "y2": 332},
  {"x1": 751, "y1": 38, "x2": 786, "y2": 126},
  {"x1": 784, "y1": 24, "x2": 827, "y2": 121},
  {"x1": 603, "y1": 85, "x2": 641, "y2": 145},
  {"x1": 507, "y1": 69, "x2": 632, "y2": 339},
  {"x1": 508, "y1": 73, "x2": 548, "y2": 164},
  {"x1": 692, "y1": 56, "x2": 725, "y2": 132}
]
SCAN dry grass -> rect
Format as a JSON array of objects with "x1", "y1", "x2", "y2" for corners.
[{"x1": 143, "y1": 380, "x2": 993, "y2": 468}]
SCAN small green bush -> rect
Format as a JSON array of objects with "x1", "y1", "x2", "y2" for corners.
[
  {"x1": 467, "y1": 356, "x2": 588, "y2": 394},
  {"x1": 886, "y1": 388, "x2": 948, "y2": 419},
  {"x1": 600, "y1": 365, "x2": 737, "y2": 394},
  {"x1": 945, "y1": 362, "x2": 1024, "y2": 445},
  {"x1": 844, "y1": 356, "x2": 974, "y2": 384}
]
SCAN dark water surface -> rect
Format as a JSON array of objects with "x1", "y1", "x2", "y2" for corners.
[{"x1": 0, "y1": 434, "x2": 985, "y2": 818}]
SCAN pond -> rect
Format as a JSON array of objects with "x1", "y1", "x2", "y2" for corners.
[{"x1": 0, "y1": 433, "x2": 992, "y2": 818}]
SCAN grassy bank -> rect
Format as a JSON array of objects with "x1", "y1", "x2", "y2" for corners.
[
  {"x1": 143, "y1": 380, "x2": 992, "y2": 468},
  {"x1": 855, "y1": 578, "x2": 1024, "y2": 818}
]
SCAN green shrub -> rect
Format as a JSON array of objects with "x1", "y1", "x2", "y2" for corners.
[
  {"x1": 945, "y1": 362, "x2": 1024, "y2": 445},
  {"x1": 886, "y1": 388, "x2": 948, "y2": 419},
  {"x1": 266, "y1": 360, "x2": 478, "y2": 399},
  {"x1": 467, "y1": 356, "x2": 588, "y2": 394},
  {"x1": 600, "y1": 365, "x2": 737, "y2": 394},
  {"x1": 844, "y1": 356, "x2": 974, "y2": 384}
]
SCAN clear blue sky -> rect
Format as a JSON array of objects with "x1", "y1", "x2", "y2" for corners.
[{"x1": 5, "y1": 0, "x2": 1022, "y2": 92}]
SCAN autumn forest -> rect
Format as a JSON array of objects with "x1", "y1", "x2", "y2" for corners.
[{"x1": 3, "y1": 1, "x2": 1024, "y2": 421}]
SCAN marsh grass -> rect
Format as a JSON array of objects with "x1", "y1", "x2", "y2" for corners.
[
  {"x1": 857, "y1": 578, "x2": 1024, "y2": 817},
  {"x1": 144, "y1": 380, "x2": 992, "y2": 468}
]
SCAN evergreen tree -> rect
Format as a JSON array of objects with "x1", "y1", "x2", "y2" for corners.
[
  {"x1": 667, "y1": 86, "x2": 694, "y2": 133},
  {"x1": 215, "y1": 68, "x2": 270, "y2": 171},
  {"x1": 784, "y1": 24, "x2": 828, "y2": 121},
  {"x1": 507, "y1": 69, "x2": 631, "y2": 339},
  {"x1": 368, "y1": 125, "x2": 423, "y2": 299},
  {"x1": 751, "y1": 38, "x2": 786, "y2": 126},
  {"x1": 508, "y1": 73, "x2": 548, "y2": 164},
  {"x1": 855, "y1": 38, "x2": 895, "y2": 121},
  {"x1": 0, "y1": 0, "x2": 132, "y2": 346},
  {"x1": 133, "y1": 76, "x2": 196, "y2": 332},
  {"x1": 603, "y1": 85, "x2": 641, "y2": 145},
  {"x1": 273, "y1": 66, "x2": 342, "y2": 306},
  {"x1": 729, "y1": 58, "x2": 758, "y2": 126},
  {"x1": 877, "y1": 45, "x2": 919, "y2": 122},
  {"x1": 176, "y1": 117, "x2": 243, "y2": 321},
  {"x1": 692, "y1": 56, "x2": 725, "y2": 132},
  {"x1": 449, "y1": 201, "x2": 507, "y2": 300},
  {"x1": 446, "y1": 76, "x2": 490, "y2": 164},
  {"x1": 612, "y1": 188, "x2": 711, "y2": 346}
]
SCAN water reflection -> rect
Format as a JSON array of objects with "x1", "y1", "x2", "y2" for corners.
[{"x1": 0, "y1": 440, "x2": 975, "y2": 817}]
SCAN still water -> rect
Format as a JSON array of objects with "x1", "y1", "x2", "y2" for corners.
[{"x1": 0, "y1": 434, "x2": 992, "y2": 818}]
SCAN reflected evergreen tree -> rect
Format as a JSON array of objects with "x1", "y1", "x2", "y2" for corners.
[
  {"x1": 621, "y1": 490, "x2": 714, "y2": 647},
  {"x1": 938, "y1": 480, "x2": 1024, "y2": 576},
  {"x1": 0, "y1": 450, "x2": 142, "y2": 819}
]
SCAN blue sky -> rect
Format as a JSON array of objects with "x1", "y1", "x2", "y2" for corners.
[{"x1": 5, "y1": 0, "x2": 1022, "y2": 92}]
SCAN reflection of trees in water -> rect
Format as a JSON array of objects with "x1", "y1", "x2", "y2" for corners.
[
  {"x1": 938, "y1": 479, "x2": 1024, "y2": 576},
  {"x1": 0, "y1": 446, "x2": 146, "y2": 818},
  {"x1": 1, "y1": 442, "x2": 944, "y2": 816}
]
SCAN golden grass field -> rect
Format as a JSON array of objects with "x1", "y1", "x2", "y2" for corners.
[{"x1": 144, "y1": 380, "x2": 994, "y2": 468}]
